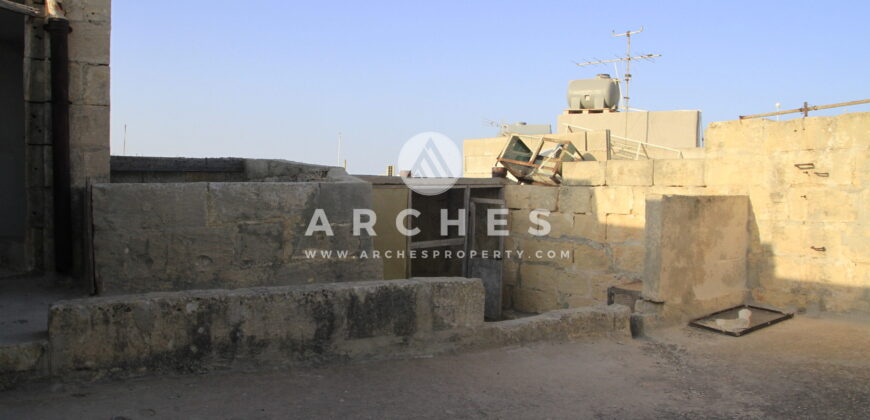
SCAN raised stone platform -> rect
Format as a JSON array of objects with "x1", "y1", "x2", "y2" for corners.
[{"x1": 2, "y1": 277, "x2": 630, "y2": 388}]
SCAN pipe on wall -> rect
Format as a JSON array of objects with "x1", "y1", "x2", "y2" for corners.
[{"x1": 45, "y1": 17, "x2": 72, "y2": 273}]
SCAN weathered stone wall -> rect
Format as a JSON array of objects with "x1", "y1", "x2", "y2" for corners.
[
  {"x1": 92, "y1": 174, "x2": 383, "y2": 294},
  {"x1": 504, "y1": 184, "x2": 648, "y2": 312},
  {"x1": 48, "y1": 278, "x2": 485, "y2": 374},
  {"x1": 705, "y1": 112, "x2": 869, "y2": 313},
  {"x1": 504, "y1": 156, "x2": 710, "y2": 313},
  {"x1": 22, "y1": 0, "x2": 111, "y2": 274},
  {"x1": 505, "y1": 112, "x2": 870, "y2": 315}
]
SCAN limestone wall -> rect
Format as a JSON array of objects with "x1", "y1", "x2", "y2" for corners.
[
  {"x1": 91, "y1": 176, "x2": 383, "y2": 294},
  {"x1": 48, "y1": 278, "x2": 485, "y2": 374},
  {"x1": 503, "y1": 158, "x2": 709, "y2": 313},
  {"x1": 705, "y1": 112, "x2": 869, "y2": 313},
  {"x1": 23, "y1": 0, "x2": 111, "y2": 274},
  {"x1": 505, "y1": 112, "x2": 870, "y2": 315}
]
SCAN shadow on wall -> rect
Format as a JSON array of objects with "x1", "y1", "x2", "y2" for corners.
[
  {"x1": 504, "y1": 159, "x2": 869, "y2": 316},
  {"x1": 748, "y1": 206, "x2": 870, "y2": 314},
  {"x1": 503, "y1": 184, "x2": 646, "y2": 312}
]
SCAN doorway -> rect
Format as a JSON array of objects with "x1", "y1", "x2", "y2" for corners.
[{"x1": 0, "y1": 6, "x2": 26, "y2": 273}]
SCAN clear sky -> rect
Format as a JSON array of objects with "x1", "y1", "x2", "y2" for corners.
[{"x1": 110, "y1": 0, "x2": 870, "y2": 175}]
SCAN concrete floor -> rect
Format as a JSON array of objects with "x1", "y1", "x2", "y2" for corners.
[
  {"x1": 0, "y1": 274, "x2": 84, "y2": 346},
  {"x1": 0, "y1": 314, "x2": 868, "y2": 419}
]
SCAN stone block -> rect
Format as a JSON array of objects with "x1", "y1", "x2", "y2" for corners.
[
  {"x1": 69, "y1": 104, "x2": 110, "y2": 152},
  {"x1": 208, "y1": 182, "x2": 318, "y2": 224},
  {"x1": 704, "y1": 155, "x2": 766, "y2": 186},
  {"x1": 520, "y1": 264, "x2": 568, "y2": 293},
  {"x1": 65, "y1": 0, "x2": 111, "y2": 22},
  {"x1": 592, "y1": 186, "x2": 633, "y2": 216},
  {"x1": 510, "y1": 210, "x2": 574, "y2": 238},
  {"x1": 520, "y1": 237, "x2": 573, "y2": 267},
  {"x1": 503, "y1": 185, "x2": 558, "y2": 211},
  {"x1": 763, "y1": 115, "x2": 854, "y2": 152},
  {"x1": 70, "y1": 63, "x2": 110, "y2": 106},
  {"x1": 612, "y1": 244, "x2": 645, "y2": 273},
  {"x1": 843, "y1": 225, "x2": 870, "y2": 264},
  {"x1": 653, "y1": 159, "x2": 705, "y2": 187},
  {"x1": 556, "y1": 274, "x2": 591, "y2": 297},
  {"x1": 572, "y1": 244, "x2": 609, "y2": 270},
  {"x1": 606, "y1": 160, "x2": 653, "y2": 186},
  {"x1": 502, "y1": 258, "x2": 519, "y2": 287},
  {"x1": 92, "y1": 229, "x2": 170, "y2": 291},
  {"x1": 571, "y1": 213, "x2": 605, "y2": 242},
  {"x1": 315, "y1": 181, "x2": 373, "y2": 223},
  {"x1": 545, "y1": 212, "x2": 574, "y2": 238},
  {"x1": 630, "y1": 187, "x2": 651, "y2": 217},
  {"x1": 235, "y1": 222, "x2": 285, "y2": 266},
  {"x1": 579, "y1": 150, "x2": 608, "y2": 161},
  {"x1": 0, "y1": 341, "x2": 45, "y2": 375},
  {"x1": 430, "y1": 278, "x2": 486, "y2": 330},
  {"x1": 561, "y1": 294, "x2": 599, "y2": 308},
  {"x1": 787, "y1": 188, "x2": 857, "y2": 222},
  {"x1": 70, "y1": 148, "x2": 110, "y2": 187},
  {"x1": 558, "y1": 186, "x2": 593, "y2": 213},
  {"x1": 68, "y1": 20, "x2": 110, "y2": 65},
  {"x1": 23, "y1": 57, "x2": 49, "y2": 103},
  {"x1": 704, "y1": 119, "x2": 766, "y2": 152},
  {"x1": 747, "y1": 186, "x2": 788, "y2": 221},
  {"x1": 562, "y1": 161, "x2": 605, "y2": 186},
  {"x1": 92, "y1": 183, "x2": 208, "y2": 231},
  {"x1": 24, "y1": 22, "x2": 49, "y2": 60},
  {"x1": 769, "y1": 150, "x2": 855, "y2": 187},
  {"x1": 512, "y1": 288, "x2": 559, "y2": 313},
  {"x1": 586, "y1": 130, "x2": 610, "y2": 151},
  {"x1": 25, "y1": 102, "x2": 51, "y2": 146}
]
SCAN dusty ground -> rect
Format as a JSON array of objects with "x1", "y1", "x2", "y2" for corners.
[
  {"x1": 0, "y1": 274, "x2": 82, "y2": 346},
  {"x1": 1, "y1": 314, "x2": 868, "y2": 419}
]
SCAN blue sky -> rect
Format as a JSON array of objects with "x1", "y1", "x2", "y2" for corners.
[{"x1": 110, "y1": 0, "x2": 870, "y2": 174}]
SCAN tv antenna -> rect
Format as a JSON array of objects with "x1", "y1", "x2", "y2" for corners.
[{"x1": 575, "y1": 27, "x2": 661, "y2": 111}]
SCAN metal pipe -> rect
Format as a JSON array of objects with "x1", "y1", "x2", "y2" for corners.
[
  {"x1": 45, "y1": 17, "x2": 72, "y2": 273},
  {"x1": 739, "y1": 98, "x2": 870, "y2": 120},
  {"x1": 0, "y1": 0, "x2": 41, "y2": 16}
]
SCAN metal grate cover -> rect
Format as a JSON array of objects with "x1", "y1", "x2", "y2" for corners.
[{"x1": 689, "y1": 305, "x2": 793, "y2": 337}]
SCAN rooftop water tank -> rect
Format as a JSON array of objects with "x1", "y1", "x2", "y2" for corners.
[{"x1": 567, "y1": 74, "x2": 620, "y2": 110}]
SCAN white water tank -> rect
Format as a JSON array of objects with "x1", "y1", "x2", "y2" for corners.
[{"x1": 567, "y1": 74, "x2": 620, "y2": 110}]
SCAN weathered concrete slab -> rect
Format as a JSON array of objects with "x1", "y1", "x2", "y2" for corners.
[{"x1": 641, "y1": 195, "x2": 749, "y2": 326}]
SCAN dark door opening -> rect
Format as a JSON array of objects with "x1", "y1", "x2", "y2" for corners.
[
  {"x1": 408, "y1": 186, "x2": 504, "y2": 320},
  {"x1": 0, "y1": 6, "x2": 26, "y2": 273}
]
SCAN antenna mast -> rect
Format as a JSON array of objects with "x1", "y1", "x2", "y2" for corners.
[
  {"x1": 337, "y1": 132, "x2": 342, "y2": 166},
  {"x1": 575, "y1": 26, "x2": 660, "y2": 111}
]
